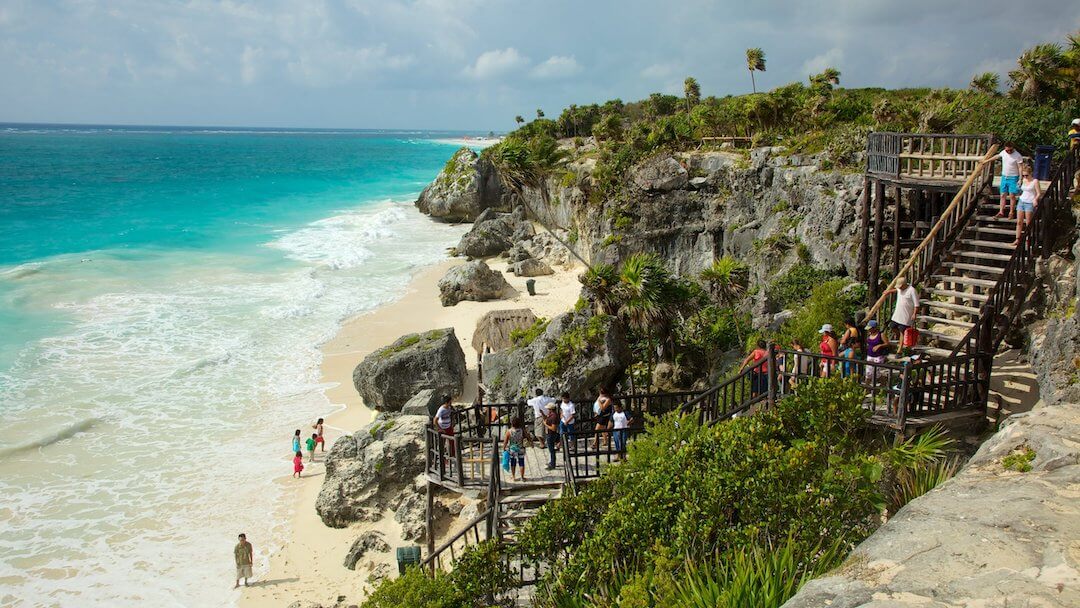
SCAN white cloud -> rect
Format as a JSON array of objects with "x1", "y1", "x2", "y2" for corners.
[
  {"x1": 640, "y1": 62, "x2": 680, "y2": 80},
  {"x1": 240, "y1": 46, "x2": 262, "y2": 85},
  {"x1": 463, "y1": 47, "x2": 529, "y2": 80},
  {"x1": 799, "y1": 48, "x2": 844, "y2": 78},
  {"x1": 286, "y1": 43, "x2": 414, "y2": 87},
  {"x1": 530, "y1": 55, "x2": 581, "y2": 80}
]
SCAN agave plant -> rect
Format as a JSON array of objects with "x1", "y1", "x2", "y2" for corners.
[{"x1": 890, "y1": 456, "x2": 961, "y2": 514}]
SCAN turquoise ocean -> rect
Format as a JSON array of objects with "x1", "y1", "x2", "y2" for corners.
[{"x1": 0, "y1": 125, "x2": 475, "y2": 607}]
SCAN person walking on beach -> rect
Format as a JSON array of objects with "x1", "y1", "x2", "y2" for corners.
[
  {"x1": 291, "y1": 429, "x2": 301, "y2": 456},
  {"x1": 1013, "y1": 164, "x2": 1041, "y2": 246},
  {"x1": 882, "y1": 276, "x2": 920, "y2": 341},
  {"x1": 558, "y1": 392, "x2": 575, "y2": 442},
  {"x1": 233, "y1": 533, "x2": 253, "y2": 588},
  {"x1": 305, "y1": 433, "x2": 317, "y2": 463},
  {"x1": 611, "y1": 402, "x2": 633, "y2": 461},
  {"x1": 818, "y1": 325, "x2": 839, "y2": 377},
  {"x1": 502, "y1": 416, "x2": 527, "y2": 482},
  {"x1": 433, "y1": 395, "x2": 456, "y2": 456},
  {"x1": 312, "y1": 418, "x2": 325, "y2": 453},
  {"x1": 591, "y1": 387, "x2": 614, "y2": 450},
  {"x1": 527, "y1": 388, "x2": 555, "y2": 444},
  {"x1": 293, "y1": 451, "x2": 304, "y2": 478},
  {"x1": 995, "y1": 142, "x2": 1024, "y2": 219},
  {"x1": 543, "y1": 402, "x2": 559, "y2": 470}
]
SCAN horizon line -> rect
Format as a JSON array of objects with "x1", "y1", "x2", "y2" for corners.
[{"x1": 0, "y1": 120, "x2": 502, "y2": 134}]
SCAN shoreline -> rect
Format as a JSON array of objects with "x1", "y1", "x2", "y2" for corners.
[{"x1": 240, "y1": 253, "x2": 582, "y2": 607}]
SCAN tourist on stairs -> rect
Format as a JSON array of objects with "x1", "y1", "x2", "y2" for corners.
[
  {"x1": 739, "y1": 339, "x2": 769, "y2": 396},
  {"x1": 527, "y1": 388, "x2": 555, "y2": 444},
  {"x1": 864, "y1": 320, "x2": 890, "y2": 384},
  {"x1": 558, "y1": 392, "x2": 575, "y2": 442},
  {"x1": 838, "y1": 316, "x2": 866, "y2": 378},
  {"x1": 995, "y1": 142, "x2": 1024, "y2": 219},
  {"x1": 503, "y1": 416, "x2": 527, "y2": 482},
  {"x1": 818, "y1": 325, "x2": 839, "y2": 377},
  {"x1": 591, "y1": 387, "x2": 614, "y2": 450},
  {"x1": 543, "y1": 402, "x2": 559, "y2": 470},
  {"x1": 1069, "y1": 118, "x2": 1080, "y2": 195},
  {"x1": 882, "y1": 275, "x2": 920, "y2": 342},
  {"x1": 1014, "y1": 164, "x2": 1041, "y2": 246}
]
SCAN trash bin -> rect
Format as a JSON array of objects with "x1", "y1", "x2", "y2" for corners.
[
  {"x1": 525, "y1": 279, "x2": 537, "y2": 296},
  {"x1": 396, "y1": 546, "x2": 422, "y2": 574},
  {"x1": 1034, "y1": 145, "x2": 1055, "y2": 181}
]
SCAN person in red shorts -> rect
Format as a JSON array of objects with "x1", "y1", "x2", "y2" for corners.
[{"x1": 312, "y1": 417, "x2": 325, "y2": 452}]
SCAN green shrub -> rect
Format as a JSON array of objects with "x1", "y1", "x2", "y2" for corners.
[
  {"x1": 361, "y1": 567, "x2": 462, "y2": 608},
  {"x1": 537, "y1": 314, "x2": 613, "y2": 377},
  {"x1": 509, "y1": 317, "x2": 549, "y2": 348},
  {"x1": 767, "y1": 264, "x2": 837, "y2": 310},
  {"x1": 1002, "y1": 445, "x2": 1036, "y2": 472}
]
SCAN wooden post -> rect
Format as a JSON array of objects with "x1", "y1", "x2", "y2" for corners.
[
  {"x1": 892, "y1": 185, "x2": 902, "y2": 280},
  {"x1": 857, "y1": 176, "x2": 872, "y2": 281},
  {"x1": 425, "y1": 481, "x2": 435, "y2": 572},
  {"x1": 896, "y1": 361, "x2": 910, "y2": 444},
  {"x1": 766, "y1": 342, "x2": 777, "y2": 408},
  {"x1": 868, "y1": 179, "x2": 886, "y2": 302}
]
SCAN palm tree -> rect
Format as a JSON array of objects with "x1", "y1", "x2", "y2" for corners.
[
  {"x1": 809, "y1": 68, "x2": 841, "y2": 91},
  {"x1": 580, "y1": 263, "x2": 619, "y2": 314},
  {"x1": 536, "y1": 108, "x2": 545, "y2": 119},
  {"x1": 1008, "y1": 43, "x2": 1064, "y2": 99},
  {"x1": 700, "y1": 257, "x2": 749, "y2": 341},
  {"x1": 514, "y1": 115, "x2": 525, "y2": 126},
  {"x1": 746, "y1": 48, "x2": 766, "y2": 93},
  {"x1": 615, "y1": 253, "x2": 678, "y2": 379},
  {"x1": 683, "y1": 76, "x2": 701, "y2": 114},
  {"x1": 969, "y1": 72, "x2": 1000, "y2": 95}
]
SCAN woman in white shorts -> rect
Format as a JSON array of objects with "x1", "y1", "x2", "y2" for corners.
[{"x1": 1014, "y1": 165, "x2": 1041, "y2": 246}]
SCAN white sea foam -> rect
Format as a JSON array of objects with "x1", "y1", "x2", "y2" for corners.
[{"x1": 0, "y1": 199, "x2": 467, "y2": 607}]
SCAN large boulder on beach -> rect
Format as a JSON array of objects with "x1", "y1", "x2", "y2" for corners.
[
  {"x1": 316, "y1": 413, "x2": 430, "y2": 528},
  {"x1": 481, "y1": 310, "x2": 631, "y2": 402},
  {"x1": 415, "y1": 147, "x2": 507, "y2": 222},
  {"x1": 454, "y1": 208, "x2": 517, "y2": 258},
  {"x1": 352, "y1": 328, "x2": 466, "y2": 411},
  {"x1": 472, "y1": 308, "x2": 538, "y2": 354},
  {"x1": 438, "y1": 261, "x2": 511, "y2": 306},
  {"x1": 512, "y1": 257, "x2": 554, "y2": 277},
  {"x1": 343, "y1": 531, "x2": 389, "y2": 570}
]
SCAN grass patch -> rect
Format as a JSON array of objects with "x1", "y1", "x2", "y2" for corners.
[{"x1": 1002, "y1": 445, "x2": 1036, "y2": 472}]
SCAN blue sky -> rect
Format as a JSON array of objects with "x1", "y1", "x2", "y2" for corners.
[{"x1": 1, "y1": 0, "x2": 1077, "y2": 130}]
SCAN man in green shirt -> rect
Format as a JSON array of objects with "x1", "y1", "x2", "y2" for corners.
[{"x1": 234, "y1": 533, "x2": 253, "y2": 588}]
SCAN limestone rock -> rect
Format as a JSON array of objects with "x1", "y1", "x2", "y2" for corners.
[
  {"x1": 415, "y1": 148, "x2": 507, "y2": 222},
  {"x1": 631, "y1": 155, "x2": 688, "y2": 192},
  {"x1": 512, "y1": 258, "x2": 554, "y2": 277},
  {"x1": 481, "y1": 310, "x2": 631, "y2": 402},
  {"x1": 315, "y1": 414, "x2": 429, "y2": 528},
  {"x1": 343, "y1": 531, "x2": 390, "y2": 570},
  {"x1": 437, "y1": 261, "x2": 511, "y2": 306},
  {"x1": 352, "y1": 328, "x2": 466, "y2": 411},
  {"x1": 366, "y1": 563, "x2": 392, "y2": 585},
  {"x1": 455, "y1": 209, "x2": 518, "y2": 258},
  {"x1": 471, "y1": 308, "x2": 538, "y2": 354},
  {"x1": 401, "y1": 389, "x2": 441, "y2": 417}
]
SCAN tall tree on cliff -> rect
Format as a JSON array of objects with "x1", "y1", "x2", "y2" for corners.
[
  {"x1": 684, "y1": 77, "x2": 701, "y2": 114},
  {"x1": 746, "y1": 48, "x2": 766, "y2": 94},
  {"x1": 515, "y1": 115, "x2": 525, "y2": 126},
  {"x1": 536, "y1": 108, "x2": 545, "y2": 119}
]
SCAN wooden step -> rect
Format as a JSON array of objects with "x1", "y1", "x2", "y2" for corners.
[
  {"x1": 912, "y1": 345, "x2": 957, "y2": 359},
  {"x1": 919, "y1": 328, "x2": 965, "y2": 346},
  {"x1": 925, "y1": 287, "x2": 990, "y2": 302},
  {"x1": 973, "y1": 215, "x2": 1018, "y2": 224},
  {"x1": 958, "y1": 239, "x2": 1015, "y2": 251},
  {"x1": 922, "y1": 300, "x2": 982, "y2": 316},
  {"x1": 970, "y1": 226, "x2": 1016, "y2": 237},
  {"x1": 916, "y1": 315, "x2": 974, "y2": 329},
  {"x1": 929, "y1": 274, "x2": 998, "y2": 288},
  {"x1": 953, "y1": 250, "x2": 1013, "y2": 262},
  {"x1": 940, "y1": 262, "x2": 1005, "y2": 275}
]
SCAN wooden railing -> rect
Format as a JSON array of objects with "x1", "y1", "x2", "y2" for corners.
[
  {"x1": 424, "y1": 429, "x2": 497, "y2": 488},
  {"x1": 868, "y1": 132, "x2": 994, "y2": 181},
  {"x1": 866, "y1": 145, "x2": 1000, "y2": 321},
  {"x1": 951, "y1": 147, "x2": 1079, "y2": 356},
  {"x1": 421, "y1": 507, "x2": 493, "y2": 572}
]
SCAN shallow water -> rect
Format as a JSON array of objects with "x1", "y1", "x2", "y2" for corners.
[{"x1": 0, "y1": 126, "x2": 471, "y2": 607}]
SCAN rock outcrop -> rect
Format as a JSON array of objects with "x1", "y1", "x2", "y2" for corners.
[
  {"x1": 511, "y1": 257, "x2": 554, "y2": 277},
  {"x1": 343, "y1": 531, "x2": 389, "y2": 570},
  {"x1": 454, "y1": 208, "x2": 517, "y2": 258},
  {"x1": 631, "y1": 155, "x2": 689, "y2": 192},
  {"x1": 315, "y1": 414, "x2": 428, "y2": 528},
  {"x1": 472, "y1": 308, "x2": 538, "y2": 354},
  {"x1": 438, "y1": 261, "x2": 511, "y2": 306},
  {"x1": 481, "y1": 310, "x2": 630, "y2": 402},
  {"x1": 352, "y1": 329, "x2": 466, "y2": 412},
  {"x1": 414, "y1": 147, "x2": 507, "y2": 222},
  {"x1": 782, "y1": 400, "x2": 1080, "y2": 608},
  {"x1": 400, "y1": 388, "x2": 441, "y2": 417}
]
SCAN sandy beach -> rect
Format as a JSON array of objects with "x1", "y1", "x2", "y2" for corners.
[{"x1": 239, "y1": 254, "x2": 582, "y2": 607}]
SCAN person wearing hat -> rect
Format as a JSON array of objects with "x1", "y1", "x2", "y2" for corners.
[
  {"x1": 882, "y1": 276, "x2": 920, "y2": 340},
  {"x1": 527, "y1": 388, "x2": 556, "y2": 444},
  {"x1": 542, "y1": 401, "x2": 560, "y2": 470},
  {"x1": 863, "y1": 320, "x2": 890, "y2": 384},
  {"x1": 818, "y1": 324, "x2": 839, "y2": 377}
]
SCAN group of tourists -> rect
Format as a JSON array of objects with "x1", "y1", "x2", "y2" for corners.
[
  {"x1": 995, "y1": 141, "x2": 1044, "y2": 246},
  {"x1": 289, "y1": 418, "x2": 326, "y2": 478}
]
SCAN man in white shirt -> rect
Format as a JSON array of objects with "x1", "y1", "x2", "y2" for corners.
[
  {"x1": 996, "y1": 142, "x2": 1024, "y2": 219},
  {"x1": 526, "y1": 388, "x2": 555, "y2": 442},
  {"x1": 558, "y1": 392, "x2": 575, "y2": 440},
  {"x1": 883, "y1": 275, "x2": 920, "y2": 339}
]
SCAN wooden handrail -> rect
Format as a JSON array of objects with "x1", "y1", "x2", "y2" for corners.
[
  {"x1": 865, "y1": 145, "x2": 999, "y2": 321},
  {"x1": 421, "y1": 507, "x2": 494, "y2": 570}
]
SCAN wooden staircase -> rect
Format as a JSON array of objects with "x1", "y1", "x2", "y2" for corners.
[{"x1": 915, "y1": 198, "x2": 1016, "y2": 357}]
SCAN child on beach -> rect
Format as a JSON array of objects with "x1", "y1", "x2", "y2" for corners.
[
  {"x1": 293, "y1": 451, "x2": 304, "y2": 478},
  {"x1": 292, "y1": 429, "x2": 301, "y2": 455},
  {"x1": 306, "y1": 433, "x2": 317, "y2": 462},
  {"x1": 312, "y1": 418, "x2": 325, "y2": 452}
]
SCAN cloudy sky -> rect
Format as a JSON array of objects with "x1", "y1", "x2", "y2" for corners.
[{"x1": 1, "y1": 0, "x2": 1077, "y2": 130}]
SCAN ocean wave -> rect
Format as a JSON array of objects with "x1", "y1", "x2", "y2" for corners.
[
  {"x1": 0, "y1": 418, "x2": 100, "y2": 458},
  {"x1": 0, "y1": 262, "x2": 44, "y2": 281},
  {"x1": 269, "y1": 201, "x2": 412, "y2": 269}
]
